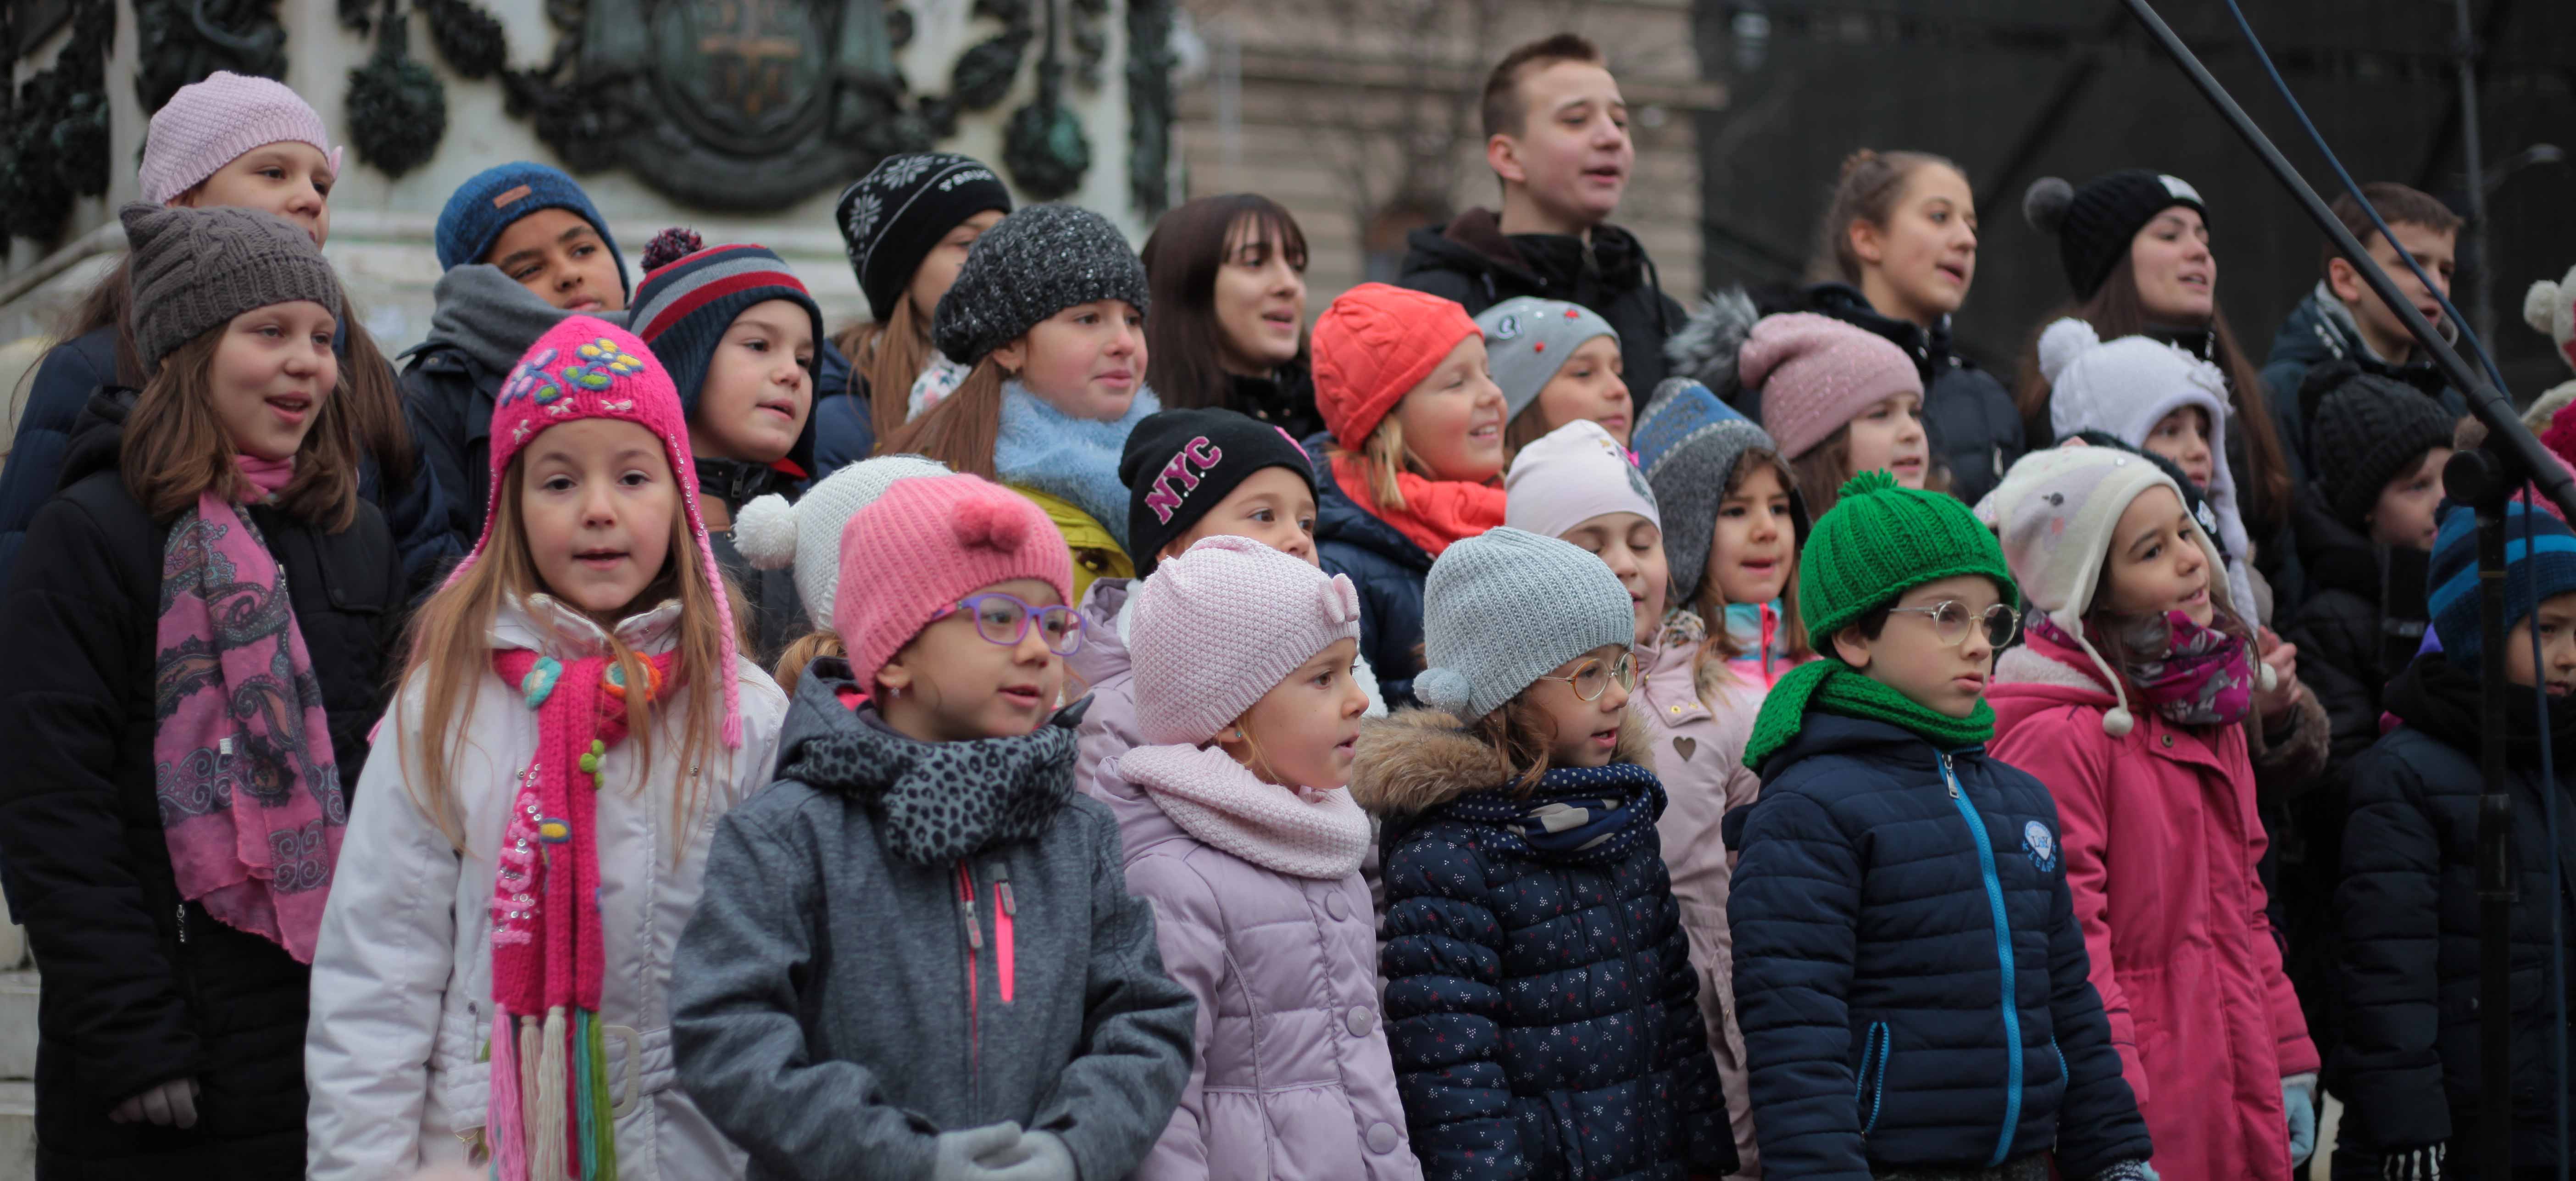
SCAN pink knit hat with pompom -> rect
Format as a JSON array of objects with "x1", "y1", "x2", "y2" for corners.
[
  {"x1": 834, "y1": 475, "x2": 1076, "y2": 693},
  {"x1": 456, "y1": 315, "x2": 745, "y2": 746}
]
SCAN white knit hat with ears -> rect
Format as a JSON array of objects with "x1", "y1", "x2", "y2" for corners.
[
  {"x1": 2038, "y1": 318, "x2": 2258, "y2": 621},
  {"x1": 733, "y1": 454, "x2": 955, "y2": 630},
  {"x1": 1977, "y1": 445, "x2": 2273, "y2": 737}
]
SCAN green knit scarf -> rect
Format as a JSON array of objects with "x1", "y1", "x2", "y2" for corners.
[{"x1": 1740, "y1": 657, "x2": 1995, "y2": 772}]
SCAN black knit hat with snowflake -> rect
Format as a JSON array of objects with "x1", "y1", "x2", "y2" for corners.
[{"x1": 834, "y1": 152, "x2": 1013, "y2": 324}]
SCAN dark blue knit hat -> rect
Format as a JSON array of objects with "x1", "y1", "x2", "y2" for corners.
[
  {"x1": 434, "y1": 161, "x2": 629, "y2": 295},
  {"x1": 2429, "y1": 499, "x2": 2576, "y2": 669}
]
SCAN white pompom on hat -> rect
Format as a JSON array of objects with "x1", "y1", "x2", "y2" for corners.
[{"x1": 736, "y1": 454, "x2": 955, "y2": 630}]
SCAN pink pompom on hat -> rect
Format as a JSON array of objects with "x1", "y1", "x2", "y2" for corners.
[
  {"x1": 1738, "y1": 312, "x2": 1922, "y2": 461},
  {"x1": 458, "y1": 315, "x2": 744, "y2": 747},
  {"x1": 1131, "y1": 534, "x2": 1364, "y2": 746},
  {"x1": 139, "y1": 71, "x2": 343, "y2": 207},
  {"x1": 834, "y1": 474, "x2": 1075, "y2": 695}
]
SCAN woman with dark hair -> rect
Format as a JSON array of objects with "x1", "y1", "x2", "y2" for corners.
[
  {"x1": 1140, "y1": 194, "x2": 1322, "y2": 437},
  {"x1": 2017, "y1": 170, "x2": 2301, "y2": 608}
]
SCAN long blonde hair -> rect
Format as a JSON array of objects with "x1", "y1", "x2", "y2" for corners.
[
  {"x1": 396, "y1": 457, "x2": 739, "y2": 853},
  {"x1": 835, "y1": 289, "x2": 938, "y2": 451}
]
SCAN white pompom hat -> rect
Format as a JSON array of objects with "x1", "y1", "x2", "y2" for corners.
[{"x1": 733, "y1": 454, "x2": 955, "y2": 630}]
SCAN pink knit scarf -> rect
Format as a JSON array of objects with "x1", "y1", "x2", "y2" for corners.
[
  {"x1": 150, "y1": 456, "x2": 343, "y2": 963},
  {"x1": 483, "y1": 646, "x2": 677, "y2": 1181},
  {"x1": 1116, "y1": 744, "x2": 1371, "y2": 879}
]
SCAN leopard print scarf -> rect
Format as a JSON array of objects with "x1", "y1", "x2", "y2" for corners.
[{"x1": 778, "y1": 661, "x2": 1083, "y2": 863}]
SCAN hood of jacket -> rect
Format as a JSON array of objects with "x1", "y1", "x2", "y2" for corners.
[
  {"x1": 694, "y1": 454, "x2": 804, "y2": 514},
  {"x1": 773, "y1": 658, "x2": 1087, "y2": 863},
  {"x1": 1305, "y1": 429, "x2": 1432, "y2": 572},
  {"x1": 2269, "y1": 281, "x2": 2455, "y2": 394},
  {"x1": 414, "y1": 263, "x2": 630, "y2": 375},
  {"x1": 1402, "y1": 208, "x2": 1654, "y2": 299},
  {"x1": 61, "y1": 385, "x2": 137, "y2": 492},
  {"x1": 1347, "y1": 705, "x2": 1653, "y2": 817}
]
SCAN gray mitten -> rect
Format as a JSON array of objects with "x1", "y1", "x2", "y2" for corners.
[
  {"x1": 931, "y1": 1122, "x2": 1026, "y2": 1181},
  {"x1": 977, "y1": 1129, "x2": 1077, "y2": 1181},
  {"x1": 2093, "y1": 1161, "x2": 2158, "y2": 1181},
  {"x1": 2381, "y1": 1145, "x2": 2443, "y2": 1181}
]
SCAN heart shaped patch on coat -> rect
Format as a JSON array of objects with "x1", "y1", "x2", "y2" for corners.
[{"x1": 1672, "y1": 736, "x2": 1697, "y2": 762}]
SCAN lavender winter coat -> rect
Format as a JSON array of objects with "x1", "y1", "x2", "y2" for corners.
[{"x1": 1094, "y1": 750, "x2": 1423, "y2": 1181}]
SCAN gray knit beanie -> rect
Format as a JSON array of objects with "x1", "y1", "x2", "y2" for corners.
[
  {"x1": 1631, "y1": 378, "x2": 1805, "y2": 604},
  {"x1": 1477, "y1": 296, "x2": 1620, "y2": 422},
  {"x1": 930, "y1": 203, "x2": 1149, "y2": 366},
  {"x1": 122, "y1": 201, "x2": 342, "y2": 375},
  {"x1": 1416, "y1": 527, "x2": 1636, "y2": 722}
]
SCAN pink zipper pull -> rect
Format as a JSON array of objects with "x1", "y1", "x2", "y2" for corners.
[{"x1": 992, "y1": 865, "x2": 1016, "y2": 1005}]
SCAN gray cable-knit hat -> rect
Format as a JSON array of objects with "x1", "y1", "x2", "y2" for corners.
[
  {"x1": 1417, "y1": 527, "x2": 1636, "y2": 722},
  {"x1": 121, "y1": 201, "x2": 342, "y2": 375},
  {"x1": 1631, "y1": 377, "x2": 1808, "y2": 604},
  {"x1": 930, "y1": 203, "x2": 1149, "y2": 366}
]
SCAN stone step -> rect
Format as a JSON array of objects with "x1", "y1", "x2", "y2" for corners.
[
  {"x1": 0, "y1": 972, "x2": 31, "y2": 1082},
  {"x1": 0, "y1": 1080, "x2": 30, "y2": 1181}
]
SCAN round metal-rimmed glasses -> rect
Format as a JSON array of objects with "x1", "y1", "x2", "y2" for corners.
[
  {"x1": 1531, "y1": 649, "x2": 1640, "y2": 701},
  {"x1": 1884, "y1": 600, "x2": 2021, "y2": 648}
]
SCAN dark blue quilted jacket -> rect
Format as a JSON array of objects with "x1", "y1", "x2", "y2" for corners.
[
  {"x1": 1725, "y1": 715, "x2": 2150, "y2": 1181},
  {"x1": 1307, "y1": 430, "x2": 1430, "y2": 710},
  {"x1": 1355, "y1": 708, "x2": 1733, "y2": 1181},
  {"x1": 807, "y1": 337, "x2": 872, "y2": 481}
]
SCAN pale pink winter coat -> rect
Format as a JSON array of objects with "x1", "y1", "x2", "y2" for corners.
[
  {"x1": 1986, "y1": 627, "x2": 2320, "y2": 1181},
  {"x1": 1093, "y1": 746, "x2": 1423, "y2": 1181}
]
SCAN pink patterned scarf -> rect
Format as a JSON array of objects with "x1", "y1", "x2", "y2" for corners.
[
  {"x1": 150, "y1": 456, "x2": 344, "y2": 964},
  {"x1": 2035, "y1": 610, "x2": 2255, "y2": 727}
]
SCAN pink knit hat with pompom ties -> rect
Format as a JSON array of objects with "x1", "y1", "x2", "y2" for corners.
[
  {"x1": 456, "y1": 314, "x2": 746, "y2": 747},
  {"x1": 835, "y1": 475, "x2": 1076, "y2": 694},
  {"x1": 1738, "y1": 312, "x2": 1921, "y2": 461}
]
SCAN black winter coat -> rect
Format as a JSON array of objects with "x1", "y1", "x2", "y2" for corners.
[
  {"x1": 399, "y1": 340, "x2": 502, "y2": 573},
  {"x1": 1725, "y1": 715, "x2": 2150, "y2": 1181},
  {"x1": 1354, "y1": 710, "x2": 1733, "y2": 1181},
  {"x1": 1308, "y1": 432, "x2": 1429, "y2": 709},
  {"x1": 808, "y1": 337, "x2": 872, "y2": 481},
  {"x1": 1740, "y1": 283, "x2": 2026, "y2": 508},
  {"x1": 0, "y1": 390, "x2": 403, "y2": 1178},
  {"x1": 2334, "y1": 657, "x2": 2576, "y2": 1169},
  {"x1": 1397, "y1": 209, "x2": 1687, "y2": 405},
  {"x1": 1228, "y1": 363, "x2": 1325, "y2": 440},
  {"x1": 697, "y1": 455, "x2": 808, "y2": 668},
  {"x1": 2260, "y1": 285, "x2": 2468, "y2": 492}
]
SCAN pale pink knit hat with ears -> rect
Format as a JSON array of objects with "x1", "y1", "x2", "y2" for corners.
[
  {"x1": 833, "y1": 475, "x2": 1075, "y2": 696},
  {"x1": 1132, "y1": 535, "x2": 1363, "y2": 746},
  {"x1": 139, "y1": 72, "x2": 343, "y2": 206},
  {"x1": 1738, "y1": 312, "x2": 1922, "y2": 461}
]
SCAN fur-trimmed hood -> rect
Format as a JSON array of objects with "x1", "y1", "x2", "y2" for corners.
[
  {"x1": 1665, "y1": 287, "x2": 1761, "y2": 396},
  {"x1": 1349, "y1": 706, "x2": 1654, "y2": 817}
]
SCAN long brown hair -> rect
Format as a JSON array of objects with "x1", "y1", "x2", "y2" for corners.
[
  {"x1": 1806, "y1": 148, "x2": 1961, "y2": 286},
  {"x1": 1688, "y1": 446, "x2": 1812, "y2": 698},
  {"x1": 2013, "y1": 253, "x2": 2291, "y2": 539},
  {"x1": 878, "y1": 358, "x2": 1009, "y2": 479},
  {"x1": 122, "y1": 324, "x2": 363, "y2": 529},
  {"x1": 1140, "y1": 194, "x2": 1310, "y2": 409},
  {"x1": 833, "y1": 288, "x2": 938, "y2": 451},
  {"x1": 395, "y1": 457, "x2": 738, "y2": 854}
]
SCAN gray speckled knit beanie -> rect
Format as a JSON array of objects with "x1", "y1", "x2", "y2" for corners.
[
  {"x1": 931, "y1": 203, "x2": 1149, "y2": 365},
  {"x1": 1416, "y1": 527, "x2": 1636, "y2": 721},
  {"x1": 121, "y1": 201, "x2": 342, "y2": 374}
]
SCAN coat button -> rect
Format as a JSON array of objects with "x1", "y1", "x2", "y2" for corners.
[
  {"x1": 1366, "y1": 1122, "x2": 1400, "y2": 1153},
  {"x1": 2160, "y1": 734, "x2": 2174, "y2": 749},
  {"x1": 1346, "y1": 1006, "x2": 1376, "y2": 1037},
  {"x1": 1325, "y1": 891, "x2": 1350, "y2": 921}
]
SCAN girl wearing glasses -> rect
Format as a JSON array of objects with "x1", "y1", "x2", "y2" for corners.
[
  {"x1": 1728, "y1": 470, "x2": 2154, "y2": 1181},
  {"x1": 671, "y1": 473, "x2": 1194, "y2": 1181},
  {"x1": 1356, "y1": 527, "x2": 1737, "y2": 1181},
  {"x1": 1985, "y1": 446, "x2": 2321, "y2": 1181}
]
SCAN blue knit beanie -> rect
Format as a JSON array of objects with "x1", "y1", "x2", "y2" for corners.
[
  {"x1": 2429, "y1": 499, "x2": 2576, "y2": 670},
  {"x1": 435, "y1": 162, "x2": 629, "y2": 295}
]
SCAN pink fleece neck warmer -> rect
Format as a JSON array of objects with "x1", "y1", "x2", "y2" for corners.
[{"x1": 1114, "y1": 745, "x2": 1371, "y2": 879}]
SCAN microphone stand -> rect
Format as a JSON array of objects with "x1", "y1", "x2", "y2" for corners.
[{"x1": 2114, "y1": 1, "x2": 2574, "y2": 1174}]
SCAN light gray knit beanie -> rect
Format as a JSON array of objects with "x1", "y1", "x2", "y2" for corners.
[
  {"x1": 121, "y1": 201, "x2": 343, "y2": 375},
  {"x1": 1416, "y1": 527, "x2": 1636, "y2": 721}
]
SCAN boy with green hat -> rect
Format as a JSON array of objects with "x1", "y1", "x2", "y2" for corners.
[{"x1": 1725, "y1": 470, "x2": 2158, "y2": 1181}]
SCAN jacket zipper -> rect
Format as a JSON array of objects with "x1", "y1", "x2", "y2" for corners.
[
  {"x1": 1941, "y1": 752, "x2": 2023, "y2": 1166},
  {"x1": 992, "y1": 865, "x2": 1017, "y2": 1005},
  {"x1": 175, "y1": 901, "x2": 188, "y2": 946},
  {"x1": 957, "y1": 861, "x2": 982, "y2": 1086}
]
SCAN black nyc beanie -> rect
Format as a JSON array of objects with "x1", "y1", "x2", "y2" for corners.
[
  {"x1": 835, "y1": 152, "x2": 1014, "y2": 325},
  {"x1": 1120, "y1": 407, "x2": 1318, "y2": 576},
  {"x1": 2023, "y1": 169, "x2": 2208, "y2": 301},
  {"x1": 2309, "y1": 370, "x2": 2459, "y2": 530}
]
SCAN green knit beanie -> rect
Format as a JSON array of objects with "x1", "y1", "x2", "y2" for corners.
[{"x1": 1799, "y1": 470, "x2": 2018, "y2": 641}]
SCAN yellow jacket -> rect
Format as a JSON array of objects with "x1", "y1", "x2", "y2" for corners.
[{"x1": 1010, "y1": 485, "x2": 1133, "y2": 606}]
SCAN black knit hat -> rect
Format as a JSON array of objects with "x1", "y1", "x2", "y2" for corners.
[
  {"x1": 2023, "y1": 169, "x2": 2208, "y2": 300},
  {"x1": 2309, "y1": 370, "x2": 2459, "y2": 531},
  {"x1": 835, "y1": 152, "x2": 1013, "y2": 324},
  {"x1": 931, "y1": 204, "x2": 1150, "y2": 366},
  {"x1": 1119, "y1": 407, "x2": 1317, "y2": 576}
]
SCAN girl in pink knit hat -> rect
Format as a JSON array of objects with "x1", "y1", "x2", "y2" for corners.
[
  {"x1": 1739, "y1": 311, "x2": 1935, "y2": 517},
  {"x1": 671, "y1": 472, "x2": 1195, "y2": 1181},
  {"x1": 1095, "y1": 534, "x2": 1421, "y2": 1179},
  {"x1": 305, "y1": 318, "x2": 792, "y2": 1180}
]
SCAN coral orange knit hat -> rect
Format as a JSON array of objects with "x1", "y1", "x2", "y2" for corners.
[{"x1": 1312, "y1": 282, "x2": 1481, "y2": 450}]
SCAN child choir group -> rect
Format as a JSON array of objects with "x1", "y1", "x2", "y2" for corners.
[{"x1": 5, "y1": 30, "x2": 2574, "y2": 1181}]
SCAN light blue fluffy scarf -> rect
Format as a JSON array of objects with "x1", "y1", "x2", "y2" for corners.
[{"x1": 994, "y1": 381, "x2": 1161, "y2": 552}]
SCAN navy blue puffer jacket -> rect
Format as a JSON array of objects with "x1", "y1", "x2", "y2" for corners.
[
  {"x1": 1308, "y1": 430, "x2": 1431, "y2": 709},
  {"x1": 1355, "y1": 708, "x2": 1733, "y2": 1181},
  {"x1": 1726, "y1": 715, "x2": 2150, "y2": 1181}
]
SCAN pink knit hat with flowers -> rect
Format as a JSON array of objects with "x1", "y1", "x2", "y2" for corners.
[
  {"x1": 458, "y1": 315, "x2": 745, "y2": 746},
  {"x1": 1132, "y1": 535, "x2": 1364, "y2": 746},
  {"x1": 1738, "y1": 312, "x2": 1922, "y2": 461},
  {"x1": 139, "y1": 72, "x2": 343, "y2": 206},
  {"x1": 834, "y1": 475, "x2": 1076, "y2": 694}
]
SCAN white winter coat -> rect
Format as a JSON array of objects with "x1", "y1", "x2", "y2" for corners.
[{"x1": 304, "y1": 596, "x2": 789, "y2": 1179}]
